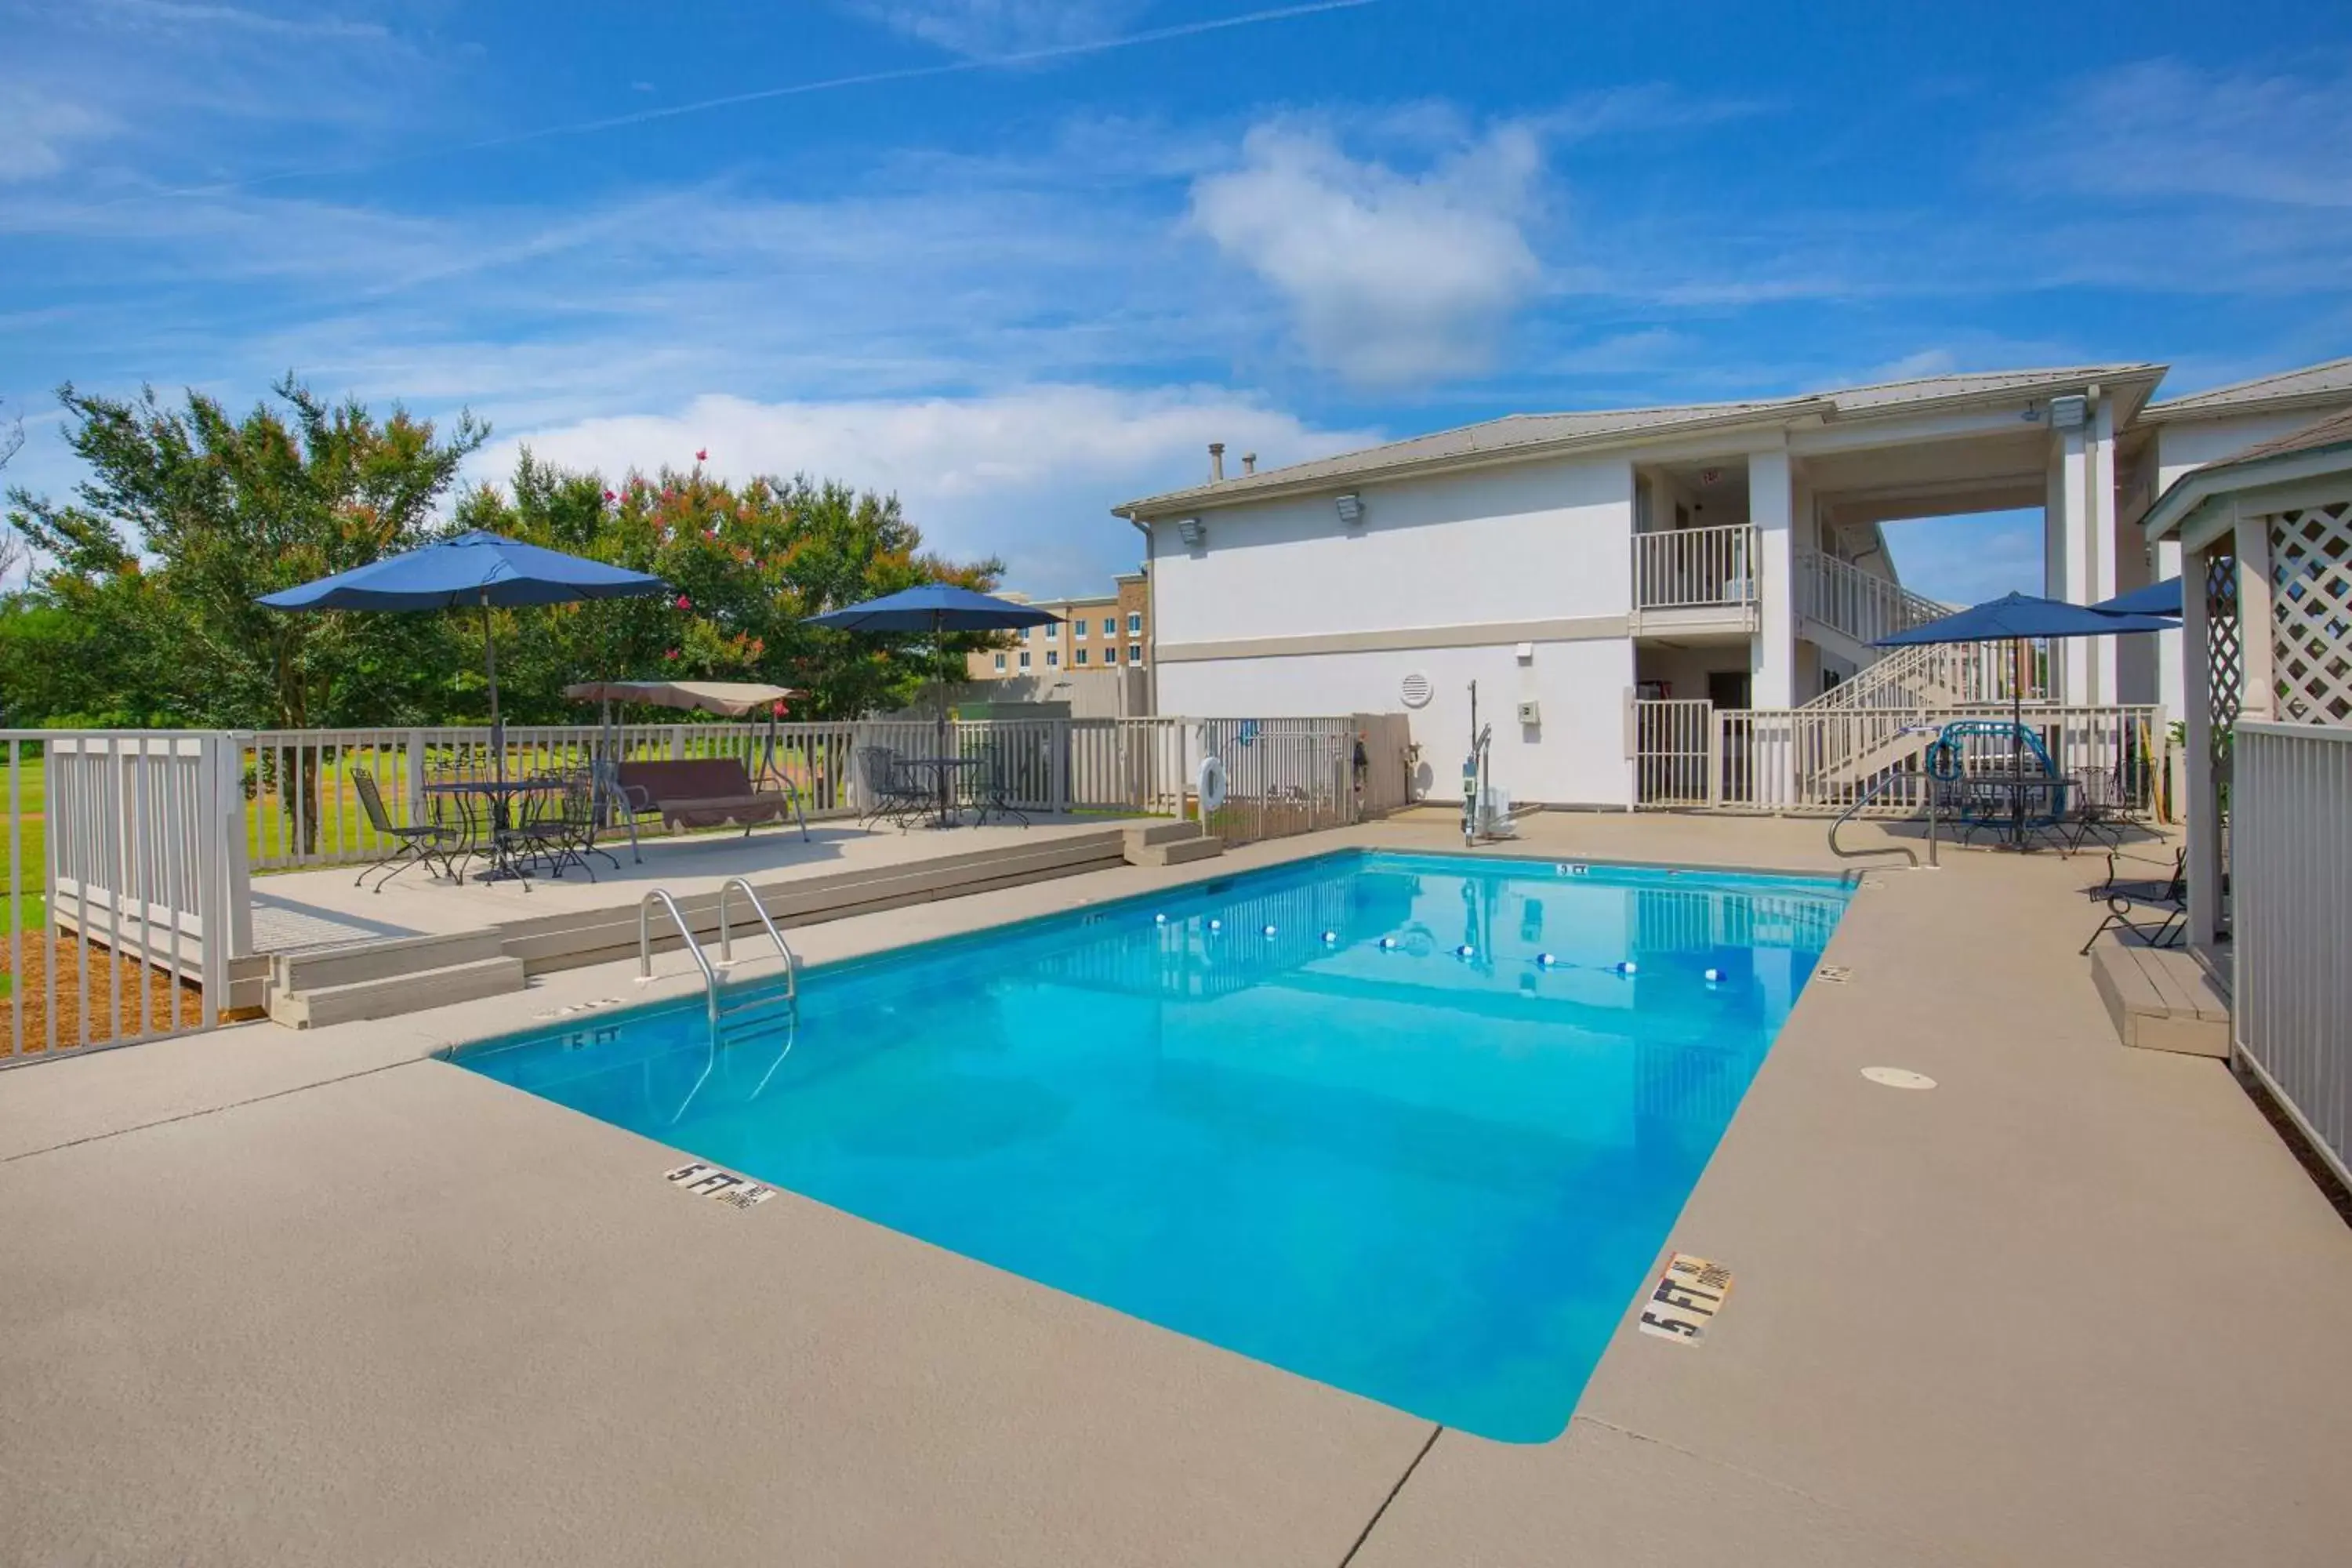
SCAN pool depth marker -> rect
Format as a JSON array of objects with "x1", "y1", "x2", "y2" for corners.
[{"x1": 1637, "y1": 1253, "x2": 1733, "y2": 1344}]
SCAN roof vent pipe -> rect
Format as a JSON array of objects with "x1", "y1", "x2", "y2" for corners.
[
  {"x1": 1242, "y1": 452, "x2": 1257, "y2": 475},
  {"x1": 1208, "y1": 442, "x2": 1225, "y2": 481}
]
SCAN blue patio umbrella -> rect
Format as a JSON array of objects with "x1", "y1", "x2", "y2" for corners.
[
  {"x1": 1876, "y1": 592, "x2": 2177, "y2": 847},
  {"x1": 258, "y1": 529, "x2": 668, "y2": 742},
  {"x1": 805, "y1": 584, "x2": 1062, "y2": 810},
  {"x1": 2089, "y1": 577, "x2": 2183, "y2": 618}
]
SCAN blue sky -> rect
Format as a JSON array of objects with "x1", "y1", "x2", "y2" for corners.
[{"x1": 5, "y1": 0, "x2": 2350, "y2": 602}]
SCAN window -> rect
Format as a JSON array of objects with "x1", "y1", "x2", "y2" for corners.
[
  {"x1": 993, "y1": 652, "x2": 1006, "y2": 671},
  {"x1": 1105, "y1": 645, "x2": 1120, "y2": 664},
  {"x1": 1073, "y1": 619, "x2": 1087, "y2": 639},
  {"x1": 1018, "y1": 651, "x2": 1030, "y2": 670},
  {"x1": 1073, "y1": 648, "x2": 1088, "y2": 666},
  {"x1": 1046, "y1": 650, "x2": 1059, "y2": 668},
  {"x1": 1128, "y1": 644, "x2": 1144, "y2": 667},
  {"x1": 1102, "y1": 616, "x2": 1116, "y2": 636},
  {"x1": 1126, "y1": 612, "x2": 1142, "y2": 635}
]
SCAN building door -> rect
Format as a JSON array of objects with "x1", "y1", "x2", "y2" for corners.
[{"x1": 1706, "y1": 670, "x2": 1751, "y2": 710}]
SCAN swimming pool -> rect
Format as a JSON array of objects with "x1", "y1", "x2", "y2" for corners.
[{"x1": 451, "y1": 850, "x2": 1850, "y2": 1442}]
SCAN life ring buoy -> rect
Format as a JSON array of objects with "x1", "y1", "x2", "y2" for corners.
[{"x1": 1196, "y1": 754, "x2": 1228, "y2": 814}]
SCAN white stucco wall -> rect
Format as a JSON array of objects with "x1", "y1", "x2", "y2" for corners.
[
  {"x1": 1147, "y1": 454, "x2": 1639, "y2": 807},
  {"x1": 1150, "y1": 456, "x2": 1634, "y2": 645},
  {"x1": 1156, "y1": 639, "x2": 1637, "y2": 808}
]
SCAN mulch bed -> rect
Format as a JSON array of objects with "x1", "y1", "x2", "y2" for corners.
[{"x1": 0, "y1": 931, "x2": 209, "y2": 1054}]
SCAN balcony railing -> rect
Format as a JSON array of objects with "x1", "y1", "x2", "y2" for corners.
[{"x1": 1633, "y1": 523, "x2": 1759, "y2": 618}]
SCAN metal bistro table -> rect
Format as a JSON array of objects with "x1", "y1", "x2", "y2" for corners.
[
  {"x1": 421, "y1": 776, "x2": 563, "y2": 882},
  {"x1": 1958, "y1": 772, "x2": 2070, "y2": 851},
  {"x1": 895, "y1": 756, "x2": 982, "y2": 828}
]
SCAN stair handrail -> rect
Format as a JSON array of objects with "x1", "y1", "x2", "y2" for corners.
[
  {"x1": 638, "y1": 887, "x2": 721, "y2": 1036},
  {"x1": 716, "y1": 877, "x2": 799, "y2": 1003}
]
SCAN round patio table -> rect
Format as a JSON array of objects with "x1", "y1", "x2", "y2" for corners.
[
  {"x1": 421, "y1": 777, "x2": 564, "y2": 882},
  {"x1": 893, "y1": 756, "x2": 982, "y2": 828}
]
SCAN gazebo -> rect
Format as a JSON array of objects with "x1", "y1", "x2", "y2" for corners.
[{"x1": 2140, "y1": 407, "x2": 2352, "y2": 1185}]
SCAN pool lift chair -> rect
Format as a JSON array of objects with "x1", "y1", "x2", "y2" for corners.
[{"x1": 1461, "y1": 681, "x2": 1517, "y2": 847}]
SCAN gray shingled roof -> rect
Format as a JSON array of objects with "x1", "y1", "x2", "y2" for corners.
[
  {"x1": 1119, "y1": 363, "x2": 2160, "y2": 515},
  {"x1": 2209, "y1": 405, "x2": 2352, "y2": 468},
  {"x1": 2140, "y1": 357, "x2": 2352, "y2": 422}
]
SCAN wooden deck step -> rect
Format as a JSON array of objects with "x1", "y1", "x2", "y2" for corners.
[{"x1": 2089, "y1": 937, "x2": 2230, "y2": 1058}]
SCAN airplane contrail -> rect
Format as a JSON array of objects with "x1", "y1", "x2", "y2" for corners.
[{"x1": 109, "y1": 0, "x2": 1385, "y2": 206}]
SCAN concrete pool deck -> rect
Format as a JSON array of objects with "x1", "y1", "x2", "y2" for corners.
[{"x1": 5, "y1": 814, "x2": 2350, "y2": 1565}]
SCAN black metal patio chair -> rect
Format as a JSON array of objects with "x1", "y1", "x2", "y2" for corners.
[
  {"x1": 351, "y1": 767, "x2": 463, "y2": 893},
  {"x1": 964, "y1": 742, "x2": 1029, "y2": 828},
  {"x1": 506, "y1": 771, "x2": 597, "y2": 882},
  {"x1": 856, "y1": 746, "x2": 927, "y2": 831},
  {"x1": 2079, "y1": 845, "x2": 2188, "y2": 953}
]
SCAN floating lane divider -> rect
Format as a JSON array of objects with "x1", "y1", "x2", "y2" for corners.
[{"x1": 1321, "y1": 930, "x2": 1338, "y2": 945}]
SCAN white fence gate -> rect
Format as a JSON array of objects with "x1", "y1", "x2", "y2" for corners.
[{"x1": 2230, "y1": 721, "x2": 2352, "y2": 1186}]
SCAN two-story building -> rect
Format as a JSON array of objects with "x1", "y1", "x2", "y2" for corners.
[{"x1": 1115, "y1": 359, "x2": 2352, "y2": 808}]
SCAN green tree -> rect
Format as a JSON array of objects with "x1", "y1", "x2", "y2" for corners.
[
  {"x1": 5, "y1": 377, "x2": 487, "y2": 845},
  {"x1": 457, "y1": 453, "x2": 1001, "y2": 721}
]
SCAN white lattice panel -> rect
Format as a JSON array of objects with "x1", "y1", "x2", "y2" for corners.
[
  {"x1": 2205, "y1": 552, "x2": 2241, "y2": 779},
  {"x1": 2267, "y1": 501, "x2": 2352, "y2": 726}
]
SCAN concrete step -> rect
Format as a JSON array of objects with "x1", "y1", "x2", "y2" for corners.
[
  {"x1": 1126, "y1": 835, "x2": 1224, "y2": 868},
  {"x1": 1122, "y1": 819, "x2": 1203, "y2": 851},
  {"x1": 270, "y1": 955, "x2": 527, "y2": 1029},
  {"x1": 270, "y1": 927, "x2": 507, "y2": 995}
]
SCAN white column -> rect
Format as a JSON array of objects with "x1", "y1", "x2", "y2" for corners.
[
  {"x1": 2235, "y1": 508, "x2": 2275, "y2": 722},
  {"x1": 2155, "y1": 536, "x2": 2186, "y2": 723},
  {"x1": 1749, "y1": 444, "x2": 1795, "y2": 710},
  {"x1": 2050, "y1": 420, "x2": 2094, "y2": 702},
  {"x1": 2180, "y1": 545, "x2": 2220, "y2": 955},
  {"x1": 2087, "y1": 394, "x2": 2119, "y2": 703}
]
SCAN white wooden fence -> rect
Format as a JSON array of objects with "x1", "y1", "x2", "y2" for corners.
[
  {"x1": 4, "y1": 731, "x2": 251, "y2": 1066},
  {"x1": 1632, "y1": 699, "x2": 2165, "y2": 816},
  {"x1": 2230, "y1": 721, "x2": 2352, "y2": 1186},
  {"x1": 235, "y1": 714, "x2": 1410, "y2": 873}
]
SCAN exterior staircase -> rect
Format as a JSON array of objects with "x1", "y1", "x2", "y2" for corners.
[{"x1": 1790, "y1": 553, "x2": 2049, "y2": 790}]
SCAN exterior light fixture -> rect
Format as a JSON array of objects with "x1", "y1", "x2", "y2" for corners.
[
  {"x1": 1335, "y1": 492, "x2": 1365, "y2": 527},
  {"x1": 1177, "y1": 517, "x2": 1206, "y2": 547},
  {"x1": 2049, "y1": 394, "x2": 2088, "y2": 430}
]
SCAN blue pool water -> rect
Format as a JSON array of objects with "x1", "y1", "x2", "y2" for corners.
[{"x1": 452, "y1": 850, "x2": 1849, "y2": 1442}]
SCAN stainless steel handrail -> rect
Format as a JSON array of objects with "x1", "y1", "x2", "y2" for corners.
[
  {"x1": 1828, "y1": 766, "x2": 1925, "y2": 869},
  {"x1": 638, "y1": 887, "x2": 722, "y2": 1035},
  {"x1": 717, "y1": 877, "x2": 799, "y2": 1003}
]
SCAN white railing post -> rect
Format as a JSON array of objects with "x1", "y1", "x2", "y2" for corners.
[{"x1": 1051, "y1": 719, "x2": 1070, "y2": 815}]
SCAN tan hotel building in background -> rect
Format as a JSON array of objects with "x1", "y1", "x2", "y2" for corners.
[{"x1": 966, "y1": 568, "x2": 1151, "y2": 681}]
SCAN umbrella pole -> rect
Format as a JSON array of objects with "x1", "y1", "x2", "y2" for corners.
[
  {"x1": 935, "y1": 609, "x2": 951, "y2": 823},
  {"x1": 2011, "y1": 636, "x2": 2025, "y2": 849},
  {"x1": 481, "y1": 590, "x2": 504, "y2": 786}
]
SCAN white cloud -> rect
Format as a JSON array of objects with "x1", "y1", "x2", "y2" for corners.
[
  {"x1": 0, "y1": 85, "x2": 112, "y2": 183},
  {"x1": 850, "y1": 0, "x2": 1151, "y2": 56},
  {"x1": 1186, "y1": 118, "x2": 1544, "y2": 387},
  {"x1": 2038, "y1": 58, "x2": 2352, "y2": 209},
  {"x1": 474, "y1": 385, "x2": 1380, "y2": 591}
]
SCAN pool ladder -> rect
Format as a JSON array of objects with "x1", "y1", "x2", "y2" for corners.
[{"x1": 637, "y1": 879, "x2": 801, "y2": 1044}]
